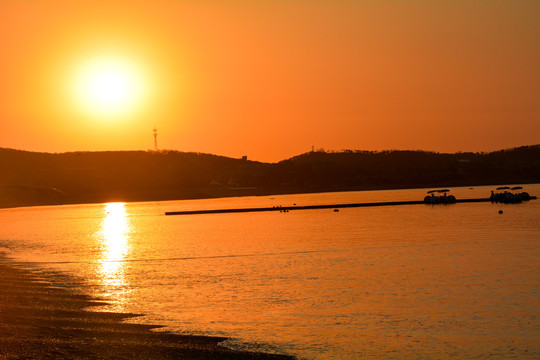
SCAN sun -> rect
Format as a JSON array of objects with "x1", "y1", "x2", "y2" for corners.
[{"x1": 72, "y1": 56, "x2": 146, "y2": 118}]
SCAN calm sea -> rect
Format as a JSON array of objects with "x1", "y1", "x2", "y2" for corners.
[{"x1": 1, "y1": 186, "x2": 539, "y2": 359}]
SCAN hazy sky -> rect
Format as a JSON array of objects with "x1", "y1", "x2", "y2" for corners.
[{"x1": 1, "y1": 0, "x2": 539, "y2": 162}]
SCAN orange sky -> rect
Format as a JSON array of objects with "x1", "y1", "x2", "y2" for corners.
[{"x1": 1, "y1": 0, "x2": 539, "y2": 162}]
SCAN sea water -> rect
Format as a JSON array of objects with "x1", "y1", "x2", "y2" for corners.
[{"x1": 0, "y1": 185, "x2": 539, "y2": 359}]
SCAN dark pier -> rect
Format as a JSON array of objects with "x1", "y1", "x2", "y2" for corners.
[{"x1": 164, "y1": 197, "x2": 512, "y2": 216}]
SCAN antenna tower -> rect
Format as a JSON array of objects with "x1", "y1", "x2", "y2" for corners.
[{"x1": 153, "y1": 128, "x2": 158, "y2": 151}]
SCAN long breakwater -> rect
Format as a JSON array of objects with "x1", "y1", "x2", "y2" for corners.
[{"x1": 163, "y1": 198, "x2": 512, "y2": 216}]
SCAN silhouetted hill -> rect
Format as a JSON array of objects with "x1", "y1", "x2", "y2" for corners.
[
  {"x1": 1, "y1": 146, "x2": 539, "y2": 208},
  {"x1": 275, "y1": 146, "x2": 540, "y2": 191}
]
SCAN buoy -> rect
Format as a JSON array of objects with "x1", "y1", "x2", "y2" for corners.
[
  {"x1": 334, "y1": 209, "x2": 339, "y2": 212},
  {"x1": 498, "y1": 210, "x2": 503, "y2": 214}
]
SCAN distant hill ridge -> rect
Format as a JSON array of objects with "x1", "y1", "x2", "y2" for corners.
[{"x1": 1, "y1": 145, "x2": 539, "y2": 208}]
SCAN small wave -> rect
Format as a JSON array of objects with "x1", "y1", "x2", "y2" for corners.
[{"x1": 12, "y1": 248, "x2": 351, "y2": 265}]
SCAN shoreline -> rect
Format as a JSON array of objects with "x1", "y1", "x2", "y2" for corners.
[
  {"x1": 0, "y1": 255, "x2": 294, "y2": 359},
  {"x1": 2, "y1": 182, "x2": 538, "y2": 210}
]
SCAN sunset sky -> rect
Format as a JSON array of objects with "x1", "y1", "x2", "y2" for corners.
[{"x1": 1, "y1": 0, "x2": 539, "y2": 162}]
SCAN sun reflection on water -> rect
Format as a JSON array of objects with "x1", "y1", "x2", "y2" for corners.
[{"x1": 96, "y1": 202, "x2": 131, "y2": 308}]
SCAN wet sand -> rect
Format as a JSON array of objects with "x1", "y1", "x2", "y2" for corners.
[{"x1": 0, "y1": 257, "x2": 293, "y2": 359}]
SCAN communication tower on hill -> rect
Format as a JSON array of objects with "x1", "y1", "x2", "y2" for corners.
[{"x1": 153, "y1": 128, "x2": 158, "y2": 151}]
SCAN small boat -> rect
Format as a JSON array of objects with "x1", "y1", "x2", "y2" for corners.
[
  {"x1": 490, "y1": 186, "x2": 531, "y2": 203},
  {"x1": 424, "y1": 189, "x2": 456, "y2": 204}
]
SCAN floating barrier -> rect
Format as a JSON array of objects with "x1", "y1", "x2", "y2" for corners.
[{"x1": 164, "y1": 196, "x2": 535, "y2": 216}]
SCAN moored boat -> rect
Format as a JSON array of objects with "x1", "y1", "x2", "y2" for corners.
[
  {"x1": 490, "y1": 186, "x2": 532, "y2": 203},
  {"x1": 424, "y1": 189, "x2": 456, "y2": 204}
]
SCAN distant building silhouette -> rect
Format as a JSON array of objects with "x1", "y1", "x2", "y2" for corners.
[{"x1": 153, "y1": 128, "x2": 158, "y2": 151}]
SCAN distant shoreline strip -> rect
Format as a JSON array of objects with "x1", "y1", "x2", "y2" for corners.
[{"x1": 165, "y1": 198, "x2": 498, "y2": 216}]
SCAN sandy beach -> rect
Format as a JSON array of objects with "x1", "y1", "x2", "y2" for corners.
[{"x1": 0, "y1": 256, "x2": 293, "y2": 359}]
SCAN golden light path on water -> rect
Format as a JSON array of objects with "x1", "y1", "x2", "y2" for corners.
[{"x1": 95, "y1": 202, "x2": 131, "y2": 310}]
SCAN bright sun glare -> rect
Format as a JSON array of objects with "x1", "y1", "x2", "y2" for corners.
[{"x1": 73, "y1": 56, "x2": 145, "y2": 118}]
